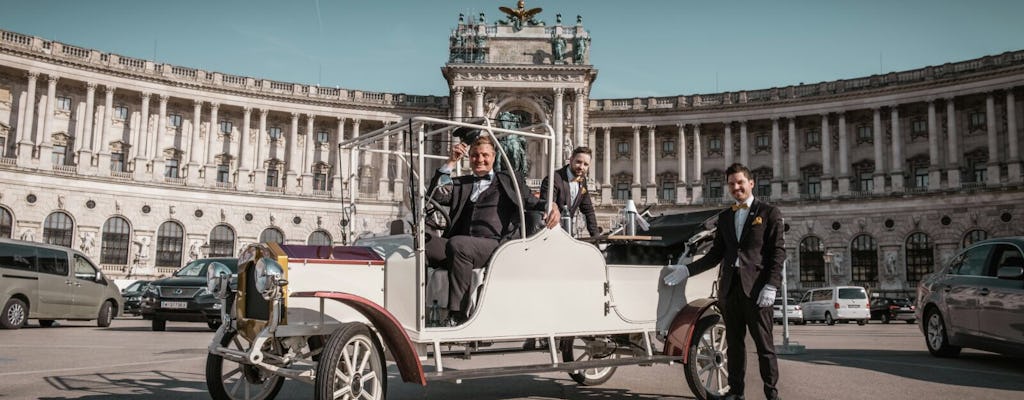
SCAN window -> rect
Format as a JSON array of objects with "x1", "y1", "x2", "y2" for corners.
[
  {"x1": 906, "y1": 232, "x2": 933, "y2": 282},
  {"x1": 804, "y1": 129, "x2": 821, "y2": 149},
  {"x1": 313, "y1": 172, "x2": 328, "y2": 191},
  {"x1": 859, "y1": 172, "x2": 874, "y2": 193},
  {"x1": 268, "y1": 127, "x2": 283, "y2": 140},
  {"x1": 217, "y1": 164, "x2": 230, "y2": 183},
  {"x1": 707, "y1": 179, "x2": 723, "y2": 199},
  {"x1": 209, "y1": 225, "x2": 235, "y2": 257},
  {"x1": 0, "y1": 207, "x2": 12, "y2": 238},
  {"x1": 914, "y1": 167, "x2": 928, "y2": 188},
  {"x1": 951, "y1": 244, "x2": 990, "y2": 276},
  {"x1": 114, "y1": 105, "x2": 129, "y2": 120},
  {"x1": 969, "y1": 111, "x2": 986, "y2": 130},
  {"x1": 662, "y1": 139, "x2": 675, "y2": 155},
  {"x1": 164, "y1": 159, "x2": 180, "y2": 178},
  {"x1": 100, "y1": 216, "x2": 131, "y2": 265},
  {"x1": 37, "y1": 247, "x2": 69, "y2": 276},
  {"x1": 962, "y1": 229, "x2": 988, "y2": 248},
  {"x1": 991, "y1": 244, "x2": 1024, "y2": 275},
  {"x1": 266, "y1": 168, "x2": 280, "y2": 188},
  {"x1": 0, "y1": 242, "x2": 36, "y2": 272},
  {"x1": 850, "y1": 234, "x2": 878, "y2": 283},
  {"x1": 308, "y1": 230, "x2": 332, "y2": 246},
  {"x1": 755, "y1": 134, "x2": 770, "y2": 151},
  {"x1": 804, "y1": 176, "x2": 821, "y2": 197},
  {"x1": 911, "y1": 119, "x2": 927, "y2": 138},
  {"x1": 74, "y1": 254, "x2": 99, "y2": 281},
  {"x1": 971, "y1": 160, "x2": 987, "y2": 183},
  {"x1": 219, "y1": 120, "x2": 233, "y2": 134},
  {"x1": 708, "y1": 136, "x2": 722, "y2": 154},
  {"x1": 857, "y1": 125, "x2": 873, "y2": 144},
  {"x1": 156, "y1": 221, "x2": 184, "y2": 268},
  {"x1": 52, "y1": 144, "x2": 67, "y2": 166},
  {"x1": 168, "y1": 114, "x2": 182, "y2": 128},
  {"x1": 799, "y1": 236, "x2": 825, "y2": 283},
  {"x1": 56, "y1": 96, "x2": 72, "y2": 111},
  {"x1": 260, "y1": 228, "x2": 284, "y2": 244},
  {"x1": 616, "y1": 141, "x2": 630, "y2": 156},
  {"x1": 0, "y1": 136, "x2": 6, "y2": 156},
  {"x1": 111, "y1": 152, "x2": 125, "y2": 172},
  {"x1": 43, "y1": 211, "x2": 74, "y2": 248},
  {"x1": 661, "y1": 180, "x2": 675, "y2": 201},
  {"x1": 615, "y1": 182, "x2": 630, "y2": 200},
  {"x1": 755, "y1": 180, "x2": 771, "y2": 198},
  {"x1": 317, "y1": 131, "x2": 329, "y2": 144}
]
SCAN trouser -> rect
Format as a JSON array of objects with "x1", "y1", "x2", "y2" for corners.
[
  {"x1": 424, "y1": 234, "x2": 500, "y2": 313},
  {"x1": 721, "y1": 277, "x2": 779, "y2": 399}
]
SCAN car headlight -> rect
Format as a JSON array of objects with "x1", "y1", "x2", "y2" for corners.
[
  {"x1": 254, "y1": 257, "x2": 287, "y2": 300},
  {"x1": 206, "y1": 262, "x2": 232, "y2": 299},
  {"x1": 145, "y1": 285, "x2": 159, "y2": 296}
]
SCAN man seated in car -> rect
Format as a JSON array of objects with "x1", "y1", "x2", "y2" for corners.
[{"x1": 425, "y1": 131, "x2": 560, "y2": 325}]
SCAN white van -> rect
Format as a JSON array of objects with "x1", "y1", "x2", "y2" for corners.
[{"x1": 799, "y1": 286, "x2": 870, "y2": 325}]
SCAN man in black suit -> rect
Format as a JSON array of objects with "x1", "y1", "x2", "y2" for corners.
[
  {"x1": 669, "y1": 163, "x2": 785, "y2": 400},
  {"x1": 540, "y1": 146, "x2": 600, "y2": 237},
  {"x1": 426, "y1": 133, "x2": 559, "y2": 324}
]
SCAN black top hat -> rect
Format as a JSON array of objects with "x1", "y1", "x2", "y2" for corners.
[{"x1": 452, "y1": 127, "x2": 482, "y2": 144}]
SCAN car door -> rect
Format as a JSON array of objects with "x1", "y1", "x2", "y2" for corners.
[
  {"x1": 35, "y1": 247, "x2": 73, "y2": 318},
  {"x1": 978, "y1": 243, "x2": 1024, "y2": 347},
  {"x1": 799, "y1": 291, "x2": 815, "y2": 320},
  {"x1": 71, "y1": 254, "x2": 107, "y2": 318},
  {"x1": 942, "y1": 243, "x2": 993, "y2": 337}
]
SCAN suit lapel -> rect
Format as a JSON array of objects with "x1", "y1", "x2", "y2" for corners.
[{"x1": 738, "y1": 199, "x2": 759, "y2": 244}]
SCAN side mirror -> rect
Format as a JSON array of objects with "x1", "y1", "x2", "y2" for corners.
[
  {"x1": 997, "y1": 266, "x2": 1024, "y2": 280},
  {"x1": 95, "y1": 271, "x2": 104, "y2": 283}
]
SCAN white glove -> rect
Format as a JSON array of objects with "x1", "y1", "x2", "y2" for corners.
[
  {"x1": 757, "y1": 285, "x2": 777, "y2": 308},
  {"x1": 663, "y1": 264, "x2": 690, "y2": 286}
]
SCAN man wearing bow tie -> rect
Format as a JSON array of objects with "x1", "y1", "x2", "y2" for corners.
[
  {"x1": 540, "y1": 146, "x2": 600, "y2": 237},
  {"x1": 670, "y1": 163, "x2": 785, "y2": 400},
  {"x1": 426, "y1": 133, "x2": 560, "y2": 325}
]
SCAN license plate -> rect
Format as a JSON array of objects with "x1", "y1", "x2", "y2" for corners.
[
  {"x1": 847, "y1": 304, "x2": 859, "y2": 308},
  {"x1": 900, "y1": 307, "x2": 910, "y2": 311},
  {"x1": 161, "y1": 301, "x2": 187, "y2": 309}
]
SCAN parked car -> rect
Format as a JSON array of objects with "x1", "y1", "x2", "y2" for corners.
[
  {"x1": 0, "y1": 238, "x2": 122, "y2": 329},
  {"x1": 799, "y1": 286, "x2": 870, "y2": 325},
  {"x1": 140, "y1": 258, "x2": 237, "y2": 331},
  {"x1": 870, "y1": 297, "x2": 916, "y2": 324},
  {"x1": 120, "y1": 280, "x2": 152, "y2": 316},
  {"x1": 773, "y1": 297, "x2": 804, "y2": 325},
  {"x1": 917, "y1": 237, "x2": 1024, "y2": 357}
]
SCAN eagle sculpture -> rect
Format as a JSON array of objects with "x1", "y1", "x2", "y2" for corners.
[{"x1": 499, "y1": 1, "x2": 543, "y2": 30}]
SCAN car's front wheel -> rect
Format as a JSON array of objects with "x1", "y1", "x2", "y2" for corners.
[
  {"x1": 685, "y1": 316, "x2": 729, "y2": 400},
  {"x1": 315, "y1": 322, "x2": 386, "y2": 400},
  {"x1": 2, "y1": 298, "x2": 28, "y2": 329},
  {"x1": 152, "y1": 318, "x2": 166, "y2": 331},
  {"x1": 925, "y1": 309, "x2": 961, "y2": 357},
  {"x1": 206, "y1": 330, "x2": 285, "y2": 400},
  {"x1": 559, "y1": 337, "x2": 618, "y2": 386},
  {"x1": 97, "y1": 301, "x2": 114, "y2": 327}
]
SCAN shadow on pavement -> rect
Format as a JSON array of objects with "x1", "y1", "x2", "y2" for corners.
[
  {"x1": 39, "y1": 370, "x2": 209, "y2": 399},
  {"x1": 782, "y1": 348, "x2": 1024, "y2": 391}
]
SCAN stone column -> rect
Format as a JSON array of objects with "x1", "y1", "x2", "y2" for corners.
[
  {"x1": 152, "y1": 94, "x2": 168, "y2": 181},
  {"x1": 451, "y1": 87, "x2": 464, "y2": 120},
  {"x1": 16, "y1": 71, "x2": 38, "y2": 167},
  {"x1": 837, "y1": 113, "x2": 850, "y2": 195},
  {"x1": 587, "y1": 127, "x2": 597, "y2": 183},
  {"x1": 890, "y1": 105, "x2": 905, "y2": 192},
  {"x1": 204, "y1": 102, "x2": 220, "y2": 183},
  {"x1": 872, "y1": 108, "x2": 886, "y2": 194},
  {"x1": 301, "y1": 114, "x2": 315, "y2": 195},
  {"x1": 945, "y1": 98, "x2": 960, "y2": 188},
  {"x1": 692, "y1": 123, "x2": 704, "y2": 203},
  {"x1": 237, "y1": 107, "x2": 252, "y2": 191},
  {"x1": 723, "y1": 122, "x2": 734, "y2": 169},
  {"x1": 739, "y1": 120, "x2": 749, "y2": 167},
  {"x1": 820, "y1": 113, "x2": 832, "y2": 197},
  {"x1": 76, "y1": 82, "x2": 96, "y2": 174},
  {"x1": 1006, "y1": 90, "x2": 1021, "y2": 183},
  {"x1": 378, "y1": 126, "x2": 391, "y2": 200},
  {"x1": 554, "y1": 88, "x2": 565, "y2": 160},
  {"x1": 601, "y1": 126, "x2": 612, "y2": 205},
  {"x1": 771, "y1": 118, "x2": 783, "y2": 198},
  {"x1": 186, "y1": 100, "x2": 203, "y2": 184},
  {"x1": 630, "y1": 125, "x2": 641, "y2": 201},
  {"x1": 575, "y1": 88, "x2": 586, "y2": 148},
  {"x1": 927, "y1": 100, "x2": 942, "y2": 190},
  {"x1": 97, "y1": 85, "x2": 115, "y2": 176},
  {"x1": 333, "y1": 116, "x2": 345, "y2": 197},
  {"x1": 286, "y1": 112, "x2": 300, "y2": 193},
  {"x1": 133, "y1": 92, "x2": 151, "y2": 180},
  {"x1": 646, "y1": 125, "x2": 657, "y2": 203},
  {"x1": 676, "y1": 123, "x2": 687, "y2": 204},
  {"x1": 473, "y1": 86, "x2": 485, "y2": 118},
  {"x1": 254, "y1": 108, "x2": 269, "y2": 192},
  {"x1": 392, "y1": 129, "x2": 405, "y2": 201},
  {"x1": 786, "y1": 117, "x2": 799, "y2": 198},
  {"x1": 986, "y1": 93, "x2": 1000, "y2": 185},
  {"x1": 351, "y1": 118, "x2": 361, "y2": 200},
  {"x1": 38, "y1": 75, "x2": 58, "y2": 171}
]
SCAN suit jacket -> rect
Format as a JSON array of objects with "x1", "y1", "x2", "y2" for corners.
[
  {"x1": 540, "y1": 166, "x2": 599, "y2": 237},
  {"x1": 687, "y1": 199, "x2": 785, "y2": 299},
  {"x1": 428, "y1": 168, "x2": 547, "y2": 241}
]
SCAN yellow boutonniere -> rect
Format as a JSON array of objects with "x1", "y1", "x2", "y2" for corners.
[
  {"x1": 580, "y1": 186, "x2": 587, "y2": 195},
  {"x1": 752, "y1": 216, "x2": 763, "y2": 226}
]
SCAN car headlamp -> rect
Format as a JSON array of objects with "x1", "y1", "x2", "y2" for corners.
[
  {"x1": 254, "y1": 257, "x2": 286, "y2": 300},
  {"x1": 206, "y1": 261, "x2": 233, "y2": 299}
]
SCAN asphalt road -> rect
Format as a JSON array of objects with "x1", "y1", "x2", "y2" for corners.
[{"x1": 1, "y1": 318, "x2": 1022, "y2": 399}]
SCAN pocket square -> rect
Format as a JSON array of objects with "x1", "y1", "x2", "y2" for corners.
[{"x1": 752, "y1": 216, "x2": 763, "y2": 225}]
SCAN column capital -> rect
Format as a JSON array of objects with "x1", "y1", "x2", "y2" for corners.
[
  {"x1": 552, "y1": 87, "x2": 564, "y2": 96},
  {"x1": 945, "y1": 96, "x2": 956, "y2": 103},
  {"x1": 352, "y1": 118, "x2": 361, "y2": 126},
  {"x1": 242, "y1": 106, "x2": 252, "y2": 113},
  {"x1": 473, "y1": 86, "x2": 485, "y2": 94},
  {"x1": 631, "y1": 125, "x2": 640, "y2": 132},
  {"x1": 46, "y1": 74, "x2": 59, "y2": 83},
  {"x1": 158, "y1": 94, "x2": 169, "y2": 102},
  {"x1": 290, "y1": 112, "x2": 299, "y2": 120},
  {"x1": 210, "y1": 102, "x2": 220, "y2": 110},
  {"x1": 85, "y1": 81, "x2": 97, "y2": 90},
  {"x1": 335, "y1": 115, "x2": 345, "y2": 122},
  {"x1": 104, "y1": 85, "x2": 117, "y2": 94},
  {"x1": 140, "y1": 91, "x2": 152, "y2": 100},
  {"x1": 645, "y1": 125, "x2": 656, "y2": 132},
  {"x1": 259, "y1": 108, "x2": 270, "y2": 117},
  {"x1": 1006, "y1": 87, "x2": 1017, "y2": 96},
  {"x1": 676, "y1": 123, "x2": 685, "y2": 129},
  {"x1": 785, "y1": 115, "x2": 796, "y2": 120},
  {"x1": 304, "y1": 113, "x2": 316, "y2": 120},
  {"x1": 192, "y1": 99, "x2": 203, "y2": 107},
  {"x1": 25, "y1": 70, "x2": 39, "y2": 79},
  {"x1": 889, "y1": 104, "x2": 901, "y2": 112},
  {"x1": 452, "y1": 86, "x2": 464, "y2": 94},
  {"x1": 574, "y1": 87, "x2": 586, "y2": 96},
  {"x1": 925, "y1": 97, "x2": 937, "y2": 104},
  {"x1": 770, "y1": 116, "x2": 780, "y2": 122}
]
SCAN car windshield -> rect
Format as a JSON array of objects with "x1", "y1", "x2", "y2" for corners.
[
  {"x1": 123, "y1": 281, "x2": 149, "y2": 292},
  {"x1": 175, "y1": 259, "x2": 238, "y2": 277},
  {"x1": 839, "y1": 288, "x2": 867, "y2": 299}
]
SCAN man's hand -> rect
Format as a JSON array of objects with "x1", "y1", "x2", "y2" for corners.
[
  {"x1": 544, "y1": 203, "x2": 560, "y2": 228},
  {"x1": 757, "y1": 284, "x2": 777, "y2": 308},
  {"x1": 663, "y1": 264, "x2": 690, "y2": 286},
  {"x1": 445, "y1": 142, "x2": 468, "y2": 169}
]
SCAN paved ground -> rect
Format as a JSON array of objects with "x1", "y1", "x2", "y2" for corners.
[{"x1": 1, "y1": 318, "x2": 1022, "y2": 399}]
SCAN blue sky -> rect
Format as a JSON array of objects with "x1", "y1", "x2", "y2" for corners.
[{"x1": 1, "y1": 0, "x2": 1022, "y2": 99}]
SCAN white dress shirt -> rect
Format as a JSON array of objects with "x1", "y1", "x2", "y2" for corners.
[{"x1": 438, "y1": 165, "x2": 494, "y2": 202}]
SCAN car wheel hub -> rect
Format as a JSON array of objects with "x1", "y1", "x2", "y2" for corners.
[{"x1": 351, "y1": 372, "x2": 363, "y2": 396}]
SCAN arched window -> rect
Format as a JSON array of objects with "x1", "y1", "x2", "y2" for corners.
[
  {"x1": 209, "y1": 225, "x2": 235, "y2": 258},
  {"x1": 260, "y1": 228, "x2": 284, "y2": 244},
  {"x1": 101, "y1": 216, "x2": 131, "y2": 265},
  {"x1": 850, "y1": 234, "x2": 878, "y2": 284},
  {"x1": 906, "y1": 232, "x2": 934, "y2": 282},
  {"x1": 156, "y1": 221, "x2": 184, "y2": 268},
  {"x1": 799, "y1": 236, "x2": 825, "y2": 283},
  {"x1": 43, "y1": 211, "x2": 74, "y2": 248},
  {"x1": 308, "y1": 230, "x2": 332, "y2": 246},
  {"x1": 962, "y1": 229, "x2": 989, "y2": 248},
  {"x1": 0, "y1": 207, "x2": 12, "y2": 238}
]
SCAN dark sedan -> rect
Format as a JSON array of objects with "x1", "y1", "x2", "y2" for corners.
[
  {"x1": 120, "y1": 280, "x2": 153, "y2": 316},
  {"x1": 917, "y1": 237, "x2": 1024, "y2": 357},
  {"x1": 140, "y1": 258, "x2": 237, "y2": 331},
  {"x1": 870, "y1": 297, "x2": 916, "y2": 324}
]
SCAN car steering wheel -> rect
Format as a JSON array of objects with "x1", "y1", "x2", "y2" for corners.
[{"x1": 424, "y1": 197, "x2": 451, "y2": 233}]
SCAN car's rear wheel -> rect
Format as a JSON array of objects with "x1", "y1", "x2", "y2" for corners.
[
  {"x1": 2, "y1": 298, "x2": 28, "y2": 330},
  {"x1": 315, "y1": 322, "x2": 386, "y2": 400},
  {"x1": 39, "y1": 319, "x2": 56, "y2": 327},
  {"x1": 907, "y1": 319, "x2": 916, "y2": 324},
  {"x1": 559, "y1": 337, "x2": 618, "y2": 386},
  {"x1": 152, "y1": 318, "x2": 166, "y2": 331},
  {"x1": 206, "y1": 330, "x2": 285, "y2": 400},
  {"x1": 880, "y1": 313, "x2": 890, "y2": 324},
  {"x1": 685, "y1": 315, "x2": 729, "y2": 400},
  {"x1": 97, "y1": 301, "x2": 114, "y2": 327},
  {"x1": 825, "y1": 312, "x2": 835, "y2": 326},
  {"x1": 925, "y1": 309, "x2": 961, "y2": 357}
]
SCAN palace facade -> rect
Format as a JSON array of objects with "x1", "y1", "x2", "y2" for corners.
[{"x1": 1, "y1": 9, "x2": 1022, "y2": 296}]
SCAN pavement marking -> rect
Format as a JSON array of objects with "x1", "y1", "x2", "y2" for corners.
[
  {"x1": 796, "y1": 356, "x2": 1024, "y2": 378},
  {"x1": 0, "y1": 356, "x2": 206, "y2": 377}
]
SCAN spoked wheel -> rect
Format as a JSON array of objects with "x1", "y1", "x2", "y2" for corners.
[
  {"x1": 825, "y1": 312, "x2": 835, "y2": 326},
  {"x1": 206, "y1": 330, "x2": 285, "y2": 400},
  {"x1": 925, "y1": 309, "x2": 961, "y2": 357},
  {"x1": 685, "y1": 316, "x2": 729, "y2": 400},
  {"x1": 315, "y1": 322, "x2": 386, "y2": 400},
  {"x1": 559, "y1": 337, "x2": 619, "y2": 386},
  {"x1": 2, "y1": 298, "x2": 28, "y2": 329}
]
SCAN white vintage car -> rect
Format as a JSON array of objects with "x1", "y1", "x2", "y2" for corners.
[{"x1": 204, "y1": 117, "x2": 728, "y2": 400}]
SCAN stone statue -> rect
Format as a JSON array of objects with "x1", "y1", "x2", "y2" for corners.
[
  {"x1": 79, "y1": 232, "x2": 95, "y2": 255},
  {"x1": 551, "y1": 34, "x2": 566, "y2": 64},
  {"x1": 556, "y1": 13, "x2": 562, "y2": 24},
  {"x1": 19, "y1": 228, "x2": 34, "y2": 242},
  {"x1": 188, "y1": 240, "x2": 202, "y2": 262},
  {"x1": 138, "y1": 236, "x2": 151, "y2": 259},
  {"x1": 577, "y1": 15, "x2": 583, "y2": 25},
  {"x1": 831, "y1": 251, "x2": 844, "y2": 275},
  {"x1": 885, "y1": 251, "x2": 898, "y2": 276},
  {"x1": 574, "y1": 36, "x2": 589, "y2": 64},
  {"x1": 499, "y1": 0, "x2": 543, "y2": 31},
  {"x1": 494, "y1": 111, "x2": 529, "y2": 176}
]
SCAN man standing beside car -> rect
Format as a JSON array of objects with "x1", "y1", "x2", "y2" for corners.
[
  {"x1": 540, "y1": 146, "x2": 600, "y2": 238},
  {"x1": 665, "y1": 162, "x2": 785, "y2": 400}
]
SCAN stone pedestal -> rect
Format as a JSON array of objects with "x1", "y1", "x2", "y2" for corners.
[
  {"x1": 837, "y1": 176, "x2": 850, "y2": 196},
  {"x1": 873, "y1": 174, "x2": 887, "y2": 195},
  {"x1": 237, "y1": 168, "x2": 252, "y2": 191},
  {"x1": 890, "y1": 172, "x2": 904, "y2": 193},
  {"x1": 820, "y1": 175, "x2": 833, "y2": 198}
]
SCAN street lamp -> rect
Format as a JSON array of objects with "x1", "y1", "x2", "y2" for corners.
[{"x1": 200, "y1": 241, "x2": 211, "y2": 258}]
